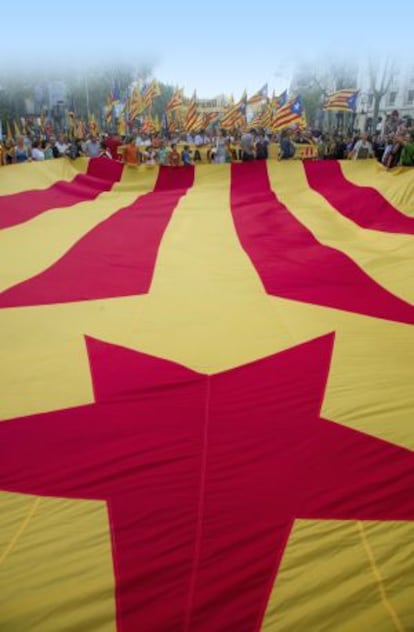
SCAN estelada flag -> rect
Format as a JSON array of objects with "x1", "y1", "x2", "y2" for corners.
[
  {"x1": 270, "y1": 95, "x2": 304, "y2": 131},
  {"x1": 248, "y1": 83, "x2": 268, "y2": 105},
  {"x1": 324, "y1": 88, "x2": 359, "y2": 112},
  {"x1": 0, "y1": 157, "x2": 413, "y2": 631}
]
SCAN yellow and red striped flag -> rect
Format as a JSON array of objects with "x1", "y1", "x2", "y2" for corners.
[
  {"x1": 248, "y1": 84, "x2": 268, "y2": 105},
  {"x1": 128, "y1": 87, "x2": 145, "y2": 120},
  {"x1": 89, "y1": 114, "x2": 99, "y2": 136},
  {"x1": 117, "y1": 113, "x2": 126, "y2": 137},
  {"x1": 249, "y1": 103, "x2": 272, "y2": 129},
  {"x1": 324, "y1": 89, "x2": 359, "y2": 112},
  {"x1": 184, "y1": 93, "x2": 199, "y2": 132},
  {"x1": 270, "y1": 96, "x2": 304, "y2": 131},
  {"x1": 0, "y1": 157, "x2": 413, "y2": 632},
  {"x1": 142, "y1": 81, "x2": 161, "y2": 111},
  {"x1": 166, "y1": 88, "x2": 183, "y2": 113},
  {"x1": 220, "y1": 91, "x2": 247, "y2": 130}
]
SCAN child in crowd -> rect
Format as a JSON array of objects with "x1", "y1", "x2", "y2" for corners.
[
  {"x1": 181, "y1": 145, "x2": 192, "y2": 165},
  {"x1": 169, "y1": 143, "x2": 181, "y2": 166}
]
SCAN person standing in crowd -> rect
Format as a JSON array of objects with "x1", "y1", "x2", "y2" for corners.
[
  {"x1": 14, "y1": 137, "x2": 30, "y2": 163},
  {"x1": 240, "y1": 129, "x2": 255, "y2": 161},
  {"x1": 255, "y1": 133, "x2": 269, "y2": 160},
  {"x1": 214, "y1": 130, "x2": 227, "y2": 163},
  {"x1": 157, "y1": 140, "x2": 170, "y2": 166},
  {"x1": 42, "y1": 139, "x2": 54, "y2": 160},
  {"x1": 105, "y1": 133, "x2": 122, "y2": 160},
  {"x1": 400, "y1": 131, "x2": 414, "y2": 166},
  {"x1": 31, "y1": 140, "x2": 45, "y2": 161},
  {"x1": 181, "y1": 145, "x2": 193, "y2": 165},
  {"x1": 123, "y1": 137, "x2": 140, "y2": 167},
  {"x1": 4, "y1": 140, "x2": 14, "y2": 164},
  {"x1": 67, "y1": 139, "x2": 84, "y2": 160},
  {"x1": 279, "y1": 130, "x2": 295, "y2": 160},
  {"x1": 55, "y1": 133, "x2": 69, "y2": 157},
  {"x1": 169, "y1": 143, "x2": 181, "y2": 166},
  {"x1": 84, "y1": 135, "x2": 101, "y2": 158},
  {"x1": 350, "y1": 133, "x2": 374, "y2": 159}
]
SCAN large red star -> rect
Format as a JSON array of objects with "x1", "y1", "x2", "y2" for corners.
[{"x1": 0, "y1": 334, "x2": 413, "y2": 631}]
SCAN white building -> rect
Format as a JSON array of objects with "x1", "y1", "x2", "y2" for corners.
[{"x1": 356, "y1": 60, "x2": 414, "y2": 133}]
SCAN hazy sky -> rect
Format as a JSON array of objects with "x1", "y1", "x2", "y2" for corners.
[{"x1": 2, "y1": 0, "x2": 413, "y2": 98}]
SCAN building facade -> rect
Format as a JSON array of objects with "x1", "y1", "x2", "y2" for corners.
[{"x1": 355, "y1": 61, "x2": 414, "y2": 133}]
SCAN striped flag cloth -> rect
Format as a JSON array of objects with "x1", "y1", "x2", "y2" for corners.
[
  {"x1": 248, "y1": 84, "x2": 268, "y2": 105},
  {"x1": 324, "y1": 89, "x2": 359, "y2": 112},
  {"x1": 184, "y1": 94, "x2": 199, "y2": 132},
  {"x1": 166, "y1": 89, "x2": 183, "y2": 112},
  {"x1": 221, "y1": 92, "x2": 247, "y2": 130},
  {"x1": 142, "y1": 81, "x2": 161, "y2": 111},
  {"x1": 270, "y1": 96, "x2": 304, "y2": 131},
  {"x1": 0, "y1": 157, "x2": 413, "y2": 632}
]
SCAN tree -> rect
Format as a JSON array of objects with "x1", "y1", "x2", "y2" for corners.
[
  {"x1": 368, "y1": 58, "x2": 395, "y2": 133},
  {"x1": 291, "y1": 57, "x2": 358, "y2": 131}
]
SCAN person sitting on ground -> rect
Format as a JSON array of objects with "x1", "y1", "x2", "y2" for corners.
[
  {"x1": 169, "y1": 143, "x2": 181, "y2": 166},
  {"x1": 350, "y1": 132, "x2": 374, "y2": 159}
]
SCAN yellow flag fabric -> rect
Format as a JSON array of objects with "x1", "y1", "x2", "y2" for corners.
[{"x1": 0, "y1": 158, "x2": 413, "y2": 632}]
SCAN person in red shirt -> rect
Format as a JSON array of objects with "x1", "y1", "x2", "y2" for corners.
[{"x1": 106, "y1": 134, "x2": 123, "y2": 160}]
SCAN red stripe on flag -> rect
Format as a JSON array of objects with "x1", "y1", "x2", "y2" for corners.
[
  {"x1": 230, "y1": 161, "x2": 414, "y2": 325},
  {"x1": 1, "y1": 334, "x2": 412, "y2": 631},
  {"x1": 0, "y1": 158, "x2": 124, "y2": 229},
  {"x1": 304, "y1": 160, "x2": 414, "y2": 235},
  {"x1": 0, "y1": 166, "x2": 194, "y2": 307}
]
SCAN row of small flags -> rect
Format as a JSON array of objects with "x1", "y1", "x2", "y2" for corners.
[{"x1": 4, "y1": 86, "x2": 360, "y2": 140}]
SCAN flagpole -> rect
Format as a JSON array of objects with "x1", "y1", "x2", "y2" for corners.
[{"x1": 85, "y1": 74, "x2": 90, "y2": 122}]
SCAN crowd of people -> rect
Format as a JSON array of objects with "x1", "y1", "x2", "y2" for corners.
[{"x1": 1, "y1": 120, "x2": 414, "y2": 168}]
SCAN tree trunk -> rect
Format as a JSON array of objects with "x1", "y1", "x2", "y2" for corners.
[{"x1": 372, "y1": 93, "x2": 382, "y2": 134}]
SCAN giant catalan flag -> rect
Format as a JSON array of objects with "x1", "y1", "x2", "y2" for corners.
[{"x1": 0, "y1": 157, "x2": 413, "y2": 631}]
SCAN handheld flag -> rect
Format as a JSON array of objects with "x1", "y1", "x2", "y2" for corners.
[
  {"x1": 248, "y1": 84, "x2": 268, "y2": 105},
  {"x1": 166, "y1": 88, "x2": 183, "y2": 113},
  {"x1": 324, "y1": 89, "x2": 359, "y2": 112},
  {"x1": 221, "y1": 92, "x2": 247, "y2": 130},
  {"x1": 270, "y1": 95, "x2": 304, "y2": 131}
]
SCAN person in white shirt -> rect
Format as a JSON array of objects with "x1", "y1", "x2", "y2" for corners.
[
  {"x1": 55, "y1": 133, "x2": 69, "y2": 157},
  {"x1": 31, "y1": 140, "x2": 45, "y2": 161},
  {"x1": 351, "y1": 133, "x2": 374, "y2": 160}
]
